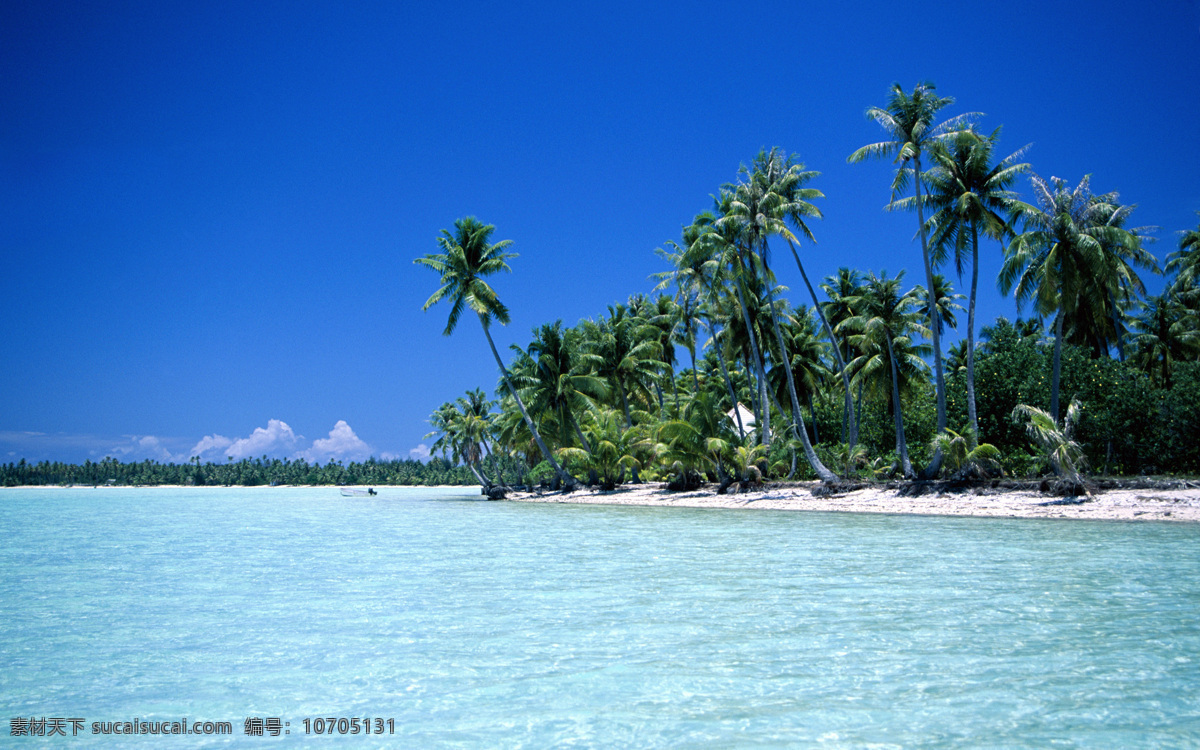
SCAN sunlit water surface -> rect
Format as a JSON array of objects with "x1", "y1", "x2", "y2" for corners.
[{"x1": 2, "y1": 487, "x2": 1198, "y2": 747}]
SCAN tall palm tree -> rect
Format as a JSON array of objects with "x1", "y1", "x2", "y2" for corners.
[
  {"x1": 716, "y1": 151, "x2": 838, "y2": 481},
  {"x1": 681, "y1": 212, "x2": 751, "y2": 439},
  {"x1": 919, "y1": 127, "x2": 1029, "y2": 439},
  {"x1": 1068, "y1": 196, "x2": 1159, "y2": 359},
  {"x1": 709, "y1": 187, "x2": 776, "y2": 447},
  {"x1": 1000, "y1": 176, "x2": 1147, "y2": 421},
  {"x1": 821, "y1": 268, "x2": 864, "y2": 444},
  {"x1": 843, "y1": 271, "x2": 929, "y2": 478},
  {"x1": 848, "y1": 82, "x2": 976, "y2": 448},
  {"x1": 653, "y1": 220, "x2": 717, "y2": 401},
  {"x1": 414, "y1": 216, "x2": 571, "y2": 486},
  {"x1": 757, "y1": 148, "x2": 860, "y2": 451}
]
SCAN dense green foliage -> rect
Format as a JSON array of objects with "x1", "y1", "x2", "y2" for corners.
[{"x1": 0, "y1": 455, "x2": 523, "y2": 488}]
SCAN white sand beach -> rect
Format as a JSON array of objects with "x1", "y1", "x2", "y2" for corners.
[{"x1": 507, "y1": 481, "x2": 1200, "y2": 522}]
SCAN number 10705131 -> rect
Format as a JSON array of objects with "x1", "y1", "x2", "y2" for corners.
[{"x1": 302, "y1": 717, "x2": 395, "y2": 734}]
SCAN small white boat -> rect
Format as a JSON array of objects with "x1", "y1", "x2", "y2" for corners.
[{"x1": 339, "y1": 487, "x2": 377, "y2": 497}]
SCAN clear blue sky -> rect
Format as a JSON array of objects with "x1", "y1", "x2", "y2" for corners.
[{"x1": 3, "y1": 0, "x2": 1199, "y2": 464}]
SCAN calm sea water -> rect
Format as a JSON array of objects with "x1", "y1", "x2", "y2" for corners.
[{"x1": 2, "y1": 487, "x2": 1198, "y2": 747}]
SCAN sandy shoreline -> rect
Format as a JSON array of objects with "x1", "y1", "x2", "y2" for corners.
[{"x1": 506, "y1": 481, "x2": 1200, "y2": 523}]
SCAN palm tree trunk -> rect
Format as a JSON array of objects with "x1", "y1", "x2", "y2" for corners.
[
  {"x1": 689, "y1": 342, "x2": 700, "y2": 397},
  {"x1": 1051, "y1": 312, "x2": 1064, "y2": 423},
  {"x1": 762, "y1": 264, "x2": 806, "y2": 438},
  {"x1": 709, "y1": 320, "x2": 745, "y2": 439},
  {"x1": 915, "y1": 154, "x2": 947, "y2": 432},
  {"x1": 885, "y1": 333, "x2": 914, "y2": 478},
  {"x1": 617, "y1": 378, "x2": 634, "y2": 429},
  {"x1": 855, "y1": 378, "x2": 864, "y2": 437},
  {"x1": 480, "y1": 316, "x2": 571, "y2": 486},
  {"x1": 1109, "y1": 291, "x2": 1126, "y2": 361},
  {"x1": 967, "y1": 226, "x2": 980, "y2": 444},
  {"x1": 786, "y1": 239, "x2": 857, "y2": 449},
  {"x1": 742, "y1": 355, "x2": 759, "y2": 428},
  {"x1": 915, "y1": 153, "x2": 945, "y2": 482},
  {"x1": 762, "y1": 310, "x2": 837, "y2": 483},
  {"x1": 570, "y1": 413, "x2": 592, "y2": 453},
  {"x1": 808, "y1": 391, "x2": 819, "y2": 445},
  {"x1": 732, "y1": 274, "x2": 771, "y2": 446}
]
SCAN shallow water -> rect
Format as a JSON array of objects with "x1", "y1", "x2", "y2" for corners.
[{"x1": 2, "y1": 487, "x2": 1198, "y2": 747}]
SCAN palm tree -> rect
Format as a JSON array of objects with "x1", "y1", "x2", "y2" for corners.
[
  {"x1": 1013, "y1": 399, "x2": 1086, "y2": 487},
  {"x1": 946, "y1": 339, "x2": 970, "y2": 377},
  {"x1": 681, "y1": 212, "x2": 751, "y2": 439},
  {"x1": 1000, "y1": 176, "x2": 1148, "y2": 421},
  {"x1": 716, "y1": 151, "x2": 838, "y2": 481},
  {"x1": 708, "y1": 187, "x2": 776, "y2": 447},
  {"x1": 424, "y1": 391, "x2": 496, "y2": 489},
  {"x1": 843, "y1": 271, "x2": 929, "y2": 478},
  {"x1": 414, "y1": 217, "x2": 572, "y2": 486},
  {"x1": 580, "y1": 304, "x2": 664, "y2": 429},
  {"x1": 516, "y1": 321, "x2": 606, "y2": 452},
  {"x1": 558, "y1": 407, "x2": 652, "y2": 491},
  {"x1": 917, "y1": 273, "x2": 966, "y2": 337},
  {"x1": 758, "y1": 148, "x2": 860, "y2": 452},
  {"x1": 767, "y1": 307, "x2": 830, "y2": 445},
  {"x1": 848, "y1": 82, "x2": 976, "y2": 448},
  {"x1": 1167, "y1": 212, "x2": 1200, "y2": 300},
  {"x1": 1064, "y1": 196, "x2": 1159, "y2": 359},
  {"x1": 1130, "y1": 294, "x2": 1200, "y2": 388},
  {"x1": 653, "y1": 219, "x2": 719, "y2": 403},
  {"x1": 919, "y1": 127, "x2": 1029, "y2": 439},
  {"x1": 821, "y1": 268, "x2": 864, "y2": 444}
]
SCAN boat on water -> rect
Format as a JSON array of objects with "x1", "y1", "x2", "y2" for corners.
[{"x1": 339, "y1": 488, "x2": 377, "y2": 497}]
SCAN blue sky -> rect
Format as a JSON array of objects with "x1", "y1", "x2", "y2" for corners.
[{"x1": 3, "y1": 0, "x2": 1199, "y2": 465}]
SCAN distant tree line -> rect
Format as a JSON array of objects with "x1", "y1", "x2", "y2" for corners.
[{"x1": 0, "y1": 454, "x2": 525, "y2": 488}]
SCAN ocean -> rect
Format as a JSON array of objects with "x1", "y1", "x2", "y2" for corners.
[{"x1": 2, "y1": 486, "x2": 1198, "y2": 747}]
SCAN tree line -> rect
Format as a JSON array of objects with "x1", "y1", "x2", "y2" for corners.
[
  {"x1": 414, "y1": 81, "x2": 1200, "y2": 492},
  {"x1": 0, "y1": 455, "x2": 522, "y2": 488}
]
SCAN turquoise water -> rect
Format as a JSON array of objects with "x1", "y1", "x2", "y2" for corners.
[{"x1": 2, "y1": 487, "x2": 1199, "y2": 747}]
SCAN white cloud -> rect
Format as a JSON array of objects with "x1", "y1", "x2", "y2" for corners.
[
  {"x1": 190, "y1": 420, "x2": 300, "y2": 462},
  {"x1": 106, "y1": 435, "x2": 179, "y2": 462},
  {"x1": 188, "y1": 433, "x2": 233, "y2": 460},
  {"x1": 299, "y1": 420, "x2": 371, "y2": 464},
  {"x1": 407, "y1": 443, "x2": 431, "y2": 462}
]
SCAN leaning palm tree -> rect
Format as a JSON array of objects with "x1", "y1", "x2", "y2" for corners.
[
  {"x1": 848, "y1": 82, "x2": 976, "y2": 450},
  {"x1": 1000, "y1": 176, "x2": 1148, "y2": 421},
  {"x1": 715, "y1": 152, "x2": 838, "y2": 481},
  {"x1": 843, "y1": 271, "x2": 930, "y2": 479},
  {"x1": 757, "y1": 148, "x2": 860, "y2": 451},
  {"x1": 414, "y1": 216, "x2": 572, "y2": 487},
  {"x1": 919, "y1": 127, "x2": 1029, "y2": 439},
  {"x1": 1013, "y1": 399, "x2": 1086, "y2": 490}
]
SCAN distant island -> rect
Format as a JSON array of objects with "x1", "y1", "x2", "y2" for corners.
[{"x1": 0, "y1": 455, "x2": 517, "y2": 488}]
